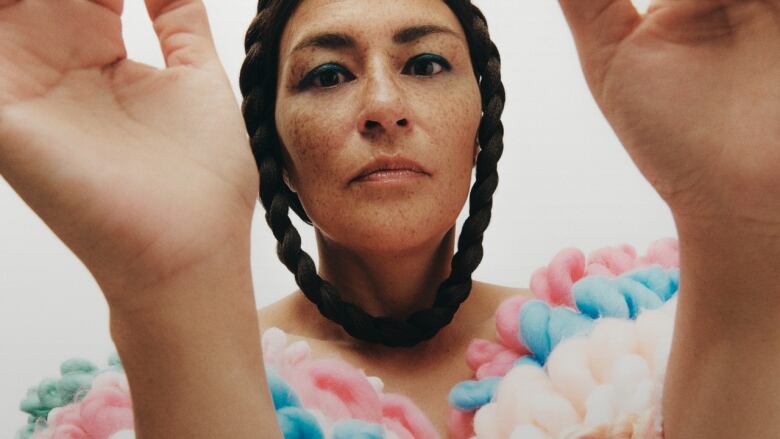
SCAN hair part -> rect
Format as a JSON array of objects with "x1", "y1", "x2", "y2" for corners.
[{"x1": 239, "y1": 0, "x2": 505, "y2": 347}]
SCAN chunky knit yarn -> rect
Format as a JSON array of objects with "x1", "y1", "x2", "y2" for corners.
[{"x1": 17, "y1": 238, "x2": 677, "y2": 439}]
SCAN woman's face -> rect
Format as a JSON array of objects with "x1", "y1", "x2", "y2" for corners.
[{"x1": 275, "y1": 0, "x2": 482, "y2": 253}]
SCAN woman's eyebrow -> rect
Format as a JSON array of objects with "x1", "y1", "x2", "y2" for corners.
[
  {"x1": 290, "y1": 24, "x2": 461, "y2": 55},
  {"x1": 393, "y1": 24, "x2": 461, "y2": 44}
]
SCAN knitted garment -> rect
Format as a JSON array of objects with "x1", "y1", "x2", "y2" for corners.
[{"x1": 16, "y1": 238, "x2": 678, "y2": 439}]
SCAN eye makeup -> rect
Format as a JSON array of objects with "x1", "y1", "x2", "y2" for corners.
[{"x1": 295, "y1": 53, "x2": 453, "y2": 91}]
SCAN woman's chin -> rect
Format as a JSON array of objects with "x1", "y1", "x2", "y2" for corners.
[{"x1": 318, "y1": 222, "x2": 456, "y2": 256}]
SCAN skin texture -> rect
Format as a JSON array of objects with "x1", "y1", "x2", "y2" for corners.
[
  {"x1": 260, "y1": 2, "x2": 529, "y2": 433},
  {"x1": 273, "y1": 0, "x2": 483, "y2": 320}
]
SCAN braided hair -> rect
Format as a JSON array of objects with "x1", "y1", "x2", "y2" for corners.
[{"x1": 239, "y1": 0, "x2": 505, "y2": 347}]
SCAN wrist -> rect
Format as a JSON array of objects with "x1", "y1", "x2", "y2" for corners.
[
  {"x1": 672, "y1": 209, "x2": 780, "y2": 243},
  {"x1": 106, "y1": 266, "x2": 277, "y2": 439},
  {"x1": 672, "y1": 212, "x2": 780, "y2": 277},
  {"x1": 101, "y1": 234, "x2": 254, "y2": 315},
  {"x1": 671, "y1": 211, "x2": 780, "y2": 333}
]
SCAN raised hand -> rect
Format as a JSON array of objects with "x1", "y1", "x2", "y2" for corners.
[
  {"x1": 0, "y1": 0, "x2": 258, "y2": 303},
  {"x1": 558, "y1": 0, "x2": 780, "y2": 227}
]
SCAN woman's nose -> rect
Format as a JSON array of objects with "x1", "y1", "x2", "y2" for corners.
[{"x1": 357, "y1": 63, "x2": 411, "y2": 135}]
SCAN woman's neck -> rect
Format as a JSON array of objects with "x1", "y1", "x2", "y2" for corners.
[{"x1": 315, "y1": 227, "x2": 456, "y2": 321}]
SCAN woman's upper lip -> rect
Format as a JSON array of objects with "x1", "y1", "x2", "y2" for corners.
[{"x1": 350, "y1": 155, "x2": 431, "y2": 183}]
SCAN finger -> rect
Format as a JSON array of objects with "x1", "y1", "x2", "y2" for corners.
[
  {"x1": 144, "y1": 0, "x2": 219, "y2": 69},
  {"x1": 557, "y1": 0, "x2": 642, "y2": 91},
  {"x1": 558, "y1": 0, "x2": 641, "y2": 56}
]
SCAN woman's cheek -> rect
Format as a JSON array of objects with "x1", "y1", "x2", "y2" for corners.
[{"x1": 280, "y1": 106, "x2": 355, "y2": 220}]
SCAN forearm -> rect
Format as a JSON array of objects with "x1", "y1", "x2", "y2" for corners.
[
  {"x1": 108, "y1": 250, "x2": 282, "y2": 439},
  {"x1": 663, "y1": 215, "x2": 780, "y2": 439}
]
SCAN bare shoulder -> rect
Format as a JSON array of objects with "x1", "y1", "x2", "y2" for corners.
[
  {"x1": 472, "y1": 280, "x2": 533, "y2": 304},
  {"x1": 256, "y1": 289, "x2": 345, "y2": 342},
  {"x1": 256, "y1": 290, "x2": 305, "y2": 334}
]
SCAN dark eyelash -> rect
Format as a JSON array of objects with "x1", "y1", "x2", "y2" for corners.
[
  {"x1": 297, "y1": 63, "x2": 354, "y2": 91},
  {"x1": 296, "y1": 54, "x2": 452, "y2": 91},
  {"x1": 403, "y1": 54, "x2": 452, "y2": 75}
]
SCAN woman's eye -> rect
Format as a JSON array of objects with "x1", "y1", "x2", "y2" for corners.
[
  {"x1": 404, "y1": 54, "x2": 451, "y2": 77},
  {"x1": 299, "y1": 64, "x2": 354, "y2": 90}
]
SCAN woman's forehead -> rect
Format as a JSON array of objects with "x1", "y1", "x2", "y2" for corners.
[{"x1": 279, "y1": 0, "x2": 465, "y2": 58}]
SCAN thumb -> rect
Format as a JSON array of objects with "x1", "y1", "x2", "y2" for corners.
[
  {"x1": 558, "y1": 0, "x2": 641, "y2": 86},
  {"x1": 144, "y1": 0, "x2": 220, "y2": 69}
]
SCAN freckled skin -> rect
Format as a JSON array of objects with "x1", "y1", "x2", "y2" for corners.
[{"x1": 274, "y1": 0, "x2": 482, "y2": 254}]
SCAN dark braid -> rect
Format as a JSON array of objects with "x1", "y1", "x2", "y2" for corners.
[{"x1": 239, "y1": 0, "x2": 505, "y2": 347}]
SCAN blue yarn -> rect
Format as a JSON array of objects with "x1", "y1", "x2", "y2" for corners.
[
  {"x1": 548, "y1": 306, "x2": 596, "y2": 346},
  {"x1": 573, "y1": 268, "x2": 679, "y2": 320},
  {"x1": 332, "y1": 420, "x2": 386, "y2": 438},
  {"x1": 572, "y1": 276, "x2": 631, "y2": 319},
  {"x1": 614, "y1": 276, "x2": 664, "y2": 317},
  {"x1": 623, "y1": 265, "x2": 679, "y2": 302},
  {"x1": 57, "y1": 373, "x2": 96, "y2": 403},
  {"x1": 17, "y1": 356, "x2": 107, "y2": 439},
  {"x1": 448, "y1": 376, "x2": 501, "y2": 411},
  {"x1": 60, "y1": 357, "x2": 98, "y2": 375},
  {"x1": 515, "y1": 268, "x2": 680, "y2": 368},
  {"x1": 669, "y1": 269, "x2": 680, "y2": 295},
  {"x1": 19, "y1": 356, "x2": 101, "y2": 421},
  {"x1": 519, "y1": 300, "x2": 595, "y2": 365},
  {"x1": 14, "y1": 422, "x2": 35, "y2": 439},
  {"x1": 34, "y1": 378, "x2": 63, "y2": 410},
  {"x1": 518, "y1": 300, "x2": 551, "y2": 363},
  {"x1": 266, "y1": 368, "x2": 302, "y2": 410},
  {"x1": 277, "y1": 406, "x2": 324, "y2": 439}
]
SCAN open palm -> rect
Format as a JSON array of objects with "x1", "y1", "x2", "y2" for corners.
[
  {"x1": 0, "y1": 0, "x2": 258, "y2": 300},
  {"x1": 560, "y1": 0, "x2": 780, "y2": 225}
]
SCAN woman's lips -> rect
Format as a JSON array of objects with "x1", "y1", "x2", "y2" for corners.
[
  {"x1": 350, "y1": 155, "x2": 431, "y2": 184},
  {"x1": 353, "y1": 168, "x2": 428, "y2": 183}
]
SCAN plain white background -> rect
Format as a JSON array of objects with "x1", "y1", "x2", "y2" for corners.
[{"x1": 0, "y1": 0, "x2": 666, "y2": 435}]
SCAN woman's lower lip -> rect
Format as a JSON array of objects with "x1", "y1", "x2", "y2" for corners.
[{"x1": 354, "y1": 169, "x2": 428, "y2": 183}]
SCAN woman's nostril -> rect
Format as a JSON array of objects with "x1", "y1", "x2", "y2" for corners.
[{"x1": 363, "y1": 119, "x2": 407, "y2": 130}]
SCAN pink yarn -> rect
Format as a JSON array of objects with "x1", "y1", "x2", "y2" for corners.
[
  {"x1": 45, "y1": 405, "x2": 83, "y2": 431},
  {"x1": 586, "y1": 244, "x2": 638, "y2": 276},
  {"x1": 465, "y1": 339, "x2": 523, "y2": 379},
  {"x1": 31, "y1": 371, "x2": 133, "y2": 439},
  {"x1": 475, "y1": 349, "x2": 521, "y2": 380},
  {"x1": 465, "y1": 339, "x2": 507, "y2": 372},
  {"x1": 382, "y1": 418, "x2": 415, "y2": 439},
  {"x1": 263, "y1": 328, "x2": 438, "y2": 437},
  {"x1": 25, "y1": 239, "x2": 678, "y2": 439},
  {"x1": 469, "y1": 298, "x2": 676, "y2": 438},
  {"x1": 530, "y1": 248, "x2": 585, "y2": 307},
  {"x1": 457, "y1": 239, "x2": 679, "y2": 438},
  {"x1": 280, "y1": 358, "x2": 382, "y2": 423},
  {"x1": 494, "y1": 295, "x2": 532, "y2": 352},
  {"x1": 33, "y1": 425, "x2": 89, "y2": 439},
  {"x1": 79, "y1": 387, "x2": 133, "y2": 439},
  {"x1": 529, "y1": 238, "x2": 679, "y2": 307},
  {"x1": 381, "y1": 394, "x2": 439, "y2": 439},
  {"x1": 638, "y1": 237, "x2": 679, "y2": 269},
  {"x1": 447, "y1": 408, "x2": 476, "y2": 439}
]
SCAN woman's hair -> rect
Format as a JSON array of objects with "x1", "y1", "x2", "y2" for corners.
[{"x1": 239, "y1": 0, "x2": 505, "y2": 347}]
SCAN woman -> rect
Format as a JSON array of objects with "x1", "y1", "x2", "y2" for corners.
[{"x1": 3, "y1": 0, "x2": 779, "y2": 438}]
